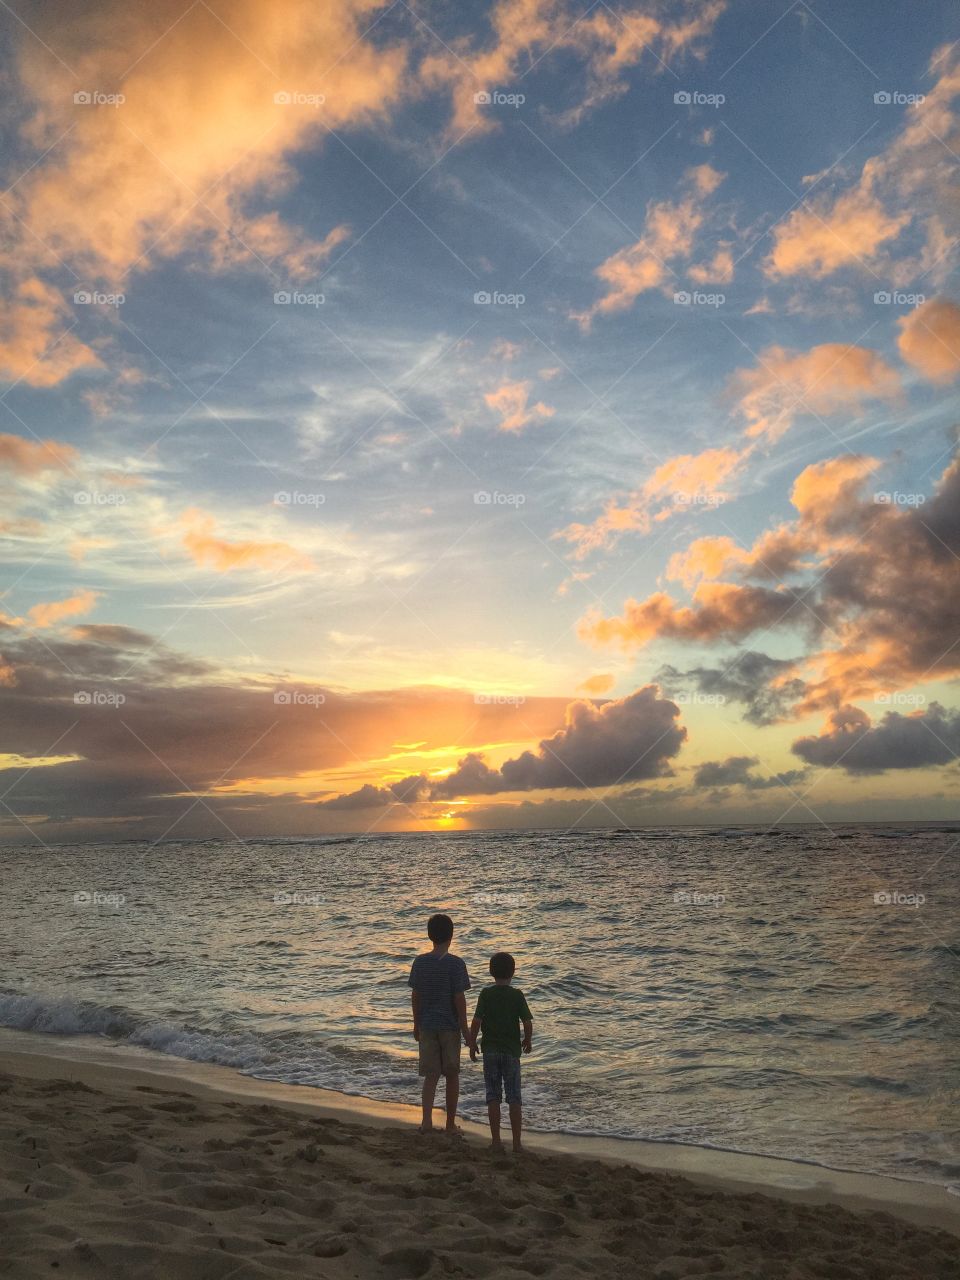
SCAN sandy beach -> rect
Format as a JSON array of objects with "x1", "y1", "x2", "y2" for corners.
[{"x1": 0, "y1": 1040, "x2": 957, "y2": 1280}]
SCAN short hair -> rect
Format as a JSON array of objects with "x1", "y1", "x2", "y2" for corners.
[
  {"x1": 427, "y1": 913, "x2": 454, "y2": 943},
  {"x1": 489, "y1": 951, "x2": 515, "y2": 980}
]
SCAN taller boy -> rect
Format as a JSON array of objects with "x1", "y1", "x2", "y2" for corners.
[{"x1": 408, "y1": 913, "x2": 471, "y2": 1133}]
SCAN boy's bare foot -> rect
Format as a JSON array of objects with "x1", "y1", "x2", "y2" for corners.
[
  {"x1": 443, "y1": 1123, "x2": 463, "y2": 1136},
  {"x1": 491, "y1": 1139, "x2": 505, "y2": 1154},
  {"x1": 512, "y1": 1141, "x2": 523, "y2": 1153},
  {"x1": 417, "y1": 1123, "x2": 435, "y2": 1134}
]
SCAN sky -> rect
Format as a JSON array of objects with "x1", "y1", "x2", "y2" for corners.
[{"x1": 1, "y1": 0, "x2": 959, "y2": 843}]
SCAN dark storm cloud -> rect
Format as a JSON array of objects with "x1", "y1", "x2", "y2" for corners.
[
  {"x1": 792, "y1": 703, "x2": 960, "y2": 773},
  {"x1": 658, "y1": 652, "x2": 806, "y2": 726},
  {"x1": 431, "y1": 686, "x2": 686, "y2": 798}
]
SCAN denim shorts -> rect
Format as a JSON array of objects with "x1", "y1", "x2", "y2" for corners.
[{"x1": 482, "y1": 1050, "x2": 521, "y2": 1105}]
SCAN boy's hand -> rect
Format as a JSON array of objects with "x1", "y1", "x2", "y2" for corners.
[
  {"x1": 468, "y1": 1038, "x2": 478, "y2": 1062},
  {"x1": 412, "y1": 1025, "x2": 420, "y2": 1042},
  {"x1": 522, "y1": 1037, "x2": 532, "y2": 1054}
]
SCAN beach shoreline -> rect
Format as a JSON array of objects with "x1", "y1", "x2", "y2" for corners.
[{"x1": 0, "y1": 1025, "x2": 957, "y2": 1254}]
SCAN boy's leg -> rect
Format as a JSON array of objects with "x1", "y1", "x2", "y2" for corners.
[
  {"x1": 508, "y1": 1103, "x2": 522, "y2": 1152},
  {"x1": 484, "y1": 1053, "x2": 505, "y2": 1150},
  {"x1": 487, "y1": 1101, "x2": 502, "y2": 1148},
  {"x1": 420, "y1": 1072, "x2": 440, "y2": 1131},
  {"x1": 505, "y1": 1056, "x2": 523, "y2": 1151},
  {"x1": 444, "y1": 1070, "x2": 460, "y2": 1131}
]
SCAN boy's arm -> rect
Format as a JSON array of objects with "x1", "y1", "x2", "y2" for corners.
[
  {"x1": 521, "y1": 1018, "x2": 533, "y2": 1053},
  {"x1": 411, "y1": 990, "x2": 421, "y2": 1040},
  {"x1": 453, "y1": 991, "x2": 469, "y2": 1042},
  {"x1": 468, "y1": 1014, "x2": 481, "y2": 1060}
]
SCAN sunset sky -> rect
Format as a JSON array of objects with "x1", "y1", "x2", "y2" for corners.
[{"x1": 1, "y1": 0, "x2": 959, "y2": 842}]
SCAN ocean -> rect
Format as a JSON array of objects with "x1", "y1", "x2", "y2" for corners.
[{"x1": 1, "y1": 824, "x2": 958, "y2": 1190}]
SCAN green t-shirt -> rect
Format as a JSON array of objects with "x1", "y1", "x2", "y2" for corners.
[{"x1": 475, "y1": 984, "x2": 532, "y2": 1058}]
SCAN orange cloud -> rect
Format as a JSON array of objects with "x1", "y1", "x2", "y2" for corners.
[
  {"x1": 766, "y1": 189, "x2": 909, "y2": 279},
  {"x1": 558, "y1": 445, "x2": 746, "y2": 558},
  {"x1": 0, "y1": 431, "x2": 78, "y2": 475},
  {"x1": 178, "y1": 509, "x2": 313, "y2": 573},
  {"x1": 0, "y1": 279, "x2": 102, "y2": 388},
  {"x1": 28, "y1": 589, "x2": 101, "y2": 629},
  {"x1": 1, "y1": 0, "x2": 407, "y2": 385},
  {"x1": 897, "y1": 297, "x2": 960, "y2": 384},
  {"x1": 423, "y1": 1, "x2": 724, "y2": 135},
  {"x1": 576, "y1": 673, "x2": 615, "y2": 695},
  {"x1": 484, "y1": 380, "x2": 554, "y2": 432},
  {"x1": 732, "y1": 343, "x2": 901, "y2": 442}
]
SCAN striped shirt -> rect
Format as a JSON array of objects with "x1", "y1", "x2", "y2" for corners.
[{"x1": 408, "y1": 951, "x2": 471, "y2": 1031}]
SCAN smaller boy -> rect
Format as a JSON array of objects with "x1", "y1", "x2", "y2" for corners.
[{"x1": 468, "y1": 951, "x2": 533, "y2": 1153}]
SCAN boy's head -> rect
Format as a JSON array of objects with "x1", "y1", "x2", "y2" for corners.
[
  {"x1": 427, "y1": 913, "x2": 454, "y2": 945},
  {"x1": 489, "y1": 951, "x2": 515, "y2": 981}
]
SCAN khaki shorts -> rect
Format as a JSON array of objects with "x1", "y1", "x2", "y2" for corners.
[{"x1": 418, "y1": 1029, "x2": 461, "y2": 1077}]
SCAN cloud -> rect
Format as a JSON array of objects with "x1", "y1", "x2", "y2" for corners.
[
  {"x1": 693, "y1": 754, "x2": 806, "y2": 790},
  {"x1": 423, "y1": 1, "x2": 724, "y2": 136},
  {"x1": 792, "y1": 703, "x2": 960, "y2": 773},
  {"x1": 0, "y1": 430, "x2": 79, "y2": 475},
  {"x1": 484, "y1": 380, "x2": 555, "y2": 432},
  {"x1": 766, "y1": 189, "x2": 909, "y2": 279},
  {"x1": 27, "y1": 589, "x2": 101, "y2": 629},
  {"x1": 764, "y1": 44, "x2": 960, "y2": 285},
  {"x1": 0, "y1": 279, "x2": 103, "y2": 388},
  {"x1": 0, "y1": 624, "x2": 575, "y2": 835},
  {"x1": 319, "y1": 774, "x2": 428, "y2": 810},
  {"x1": 693, "y1": 755, "x2": 757, "y2": 787},
  {"x1": 575, "y1": 165, "x2": 726, "y2": 326},
  {"x1": 658, "y1": 652, "x2": 806, "y2": 726},
  {"x1": 558, "y1": 338, "x2": 898, "y2": 564},
  {"x1": 558, "y1": 445, "x2": 747, "y2": 558},
  {"x1": 897, "y1": 297, "x2": 960, "y2": 384},
  {"x1": 579, "y1": 582, "x2": 803, "y2": 652},
  {"x1": 576, "y1": 673, "x2": 614, "y2": 695},
  {"x1": 432, "y1": 685, "x2": 686, "y2": 796},
  {"x1": 177, "y1": 508, "x2": 314, "y2": 573},
  {"x1": 1, "y1": 0, "x2": 407, "y2": 385},
  {"x1": 731, "y1": 343, "x2": 901, "y2": 442},
  {"x1": 586, "y1": 444, "x2": 960, "y2": 736}
]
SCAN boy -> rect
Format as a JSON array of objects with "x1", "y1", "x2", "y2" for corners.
[
  {"x1": 468, "y1": 951, "x2": 533, "y2": 1153},
  {"x1": 408, "y1": 913, "x2": 471, "y2": 1134}
]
